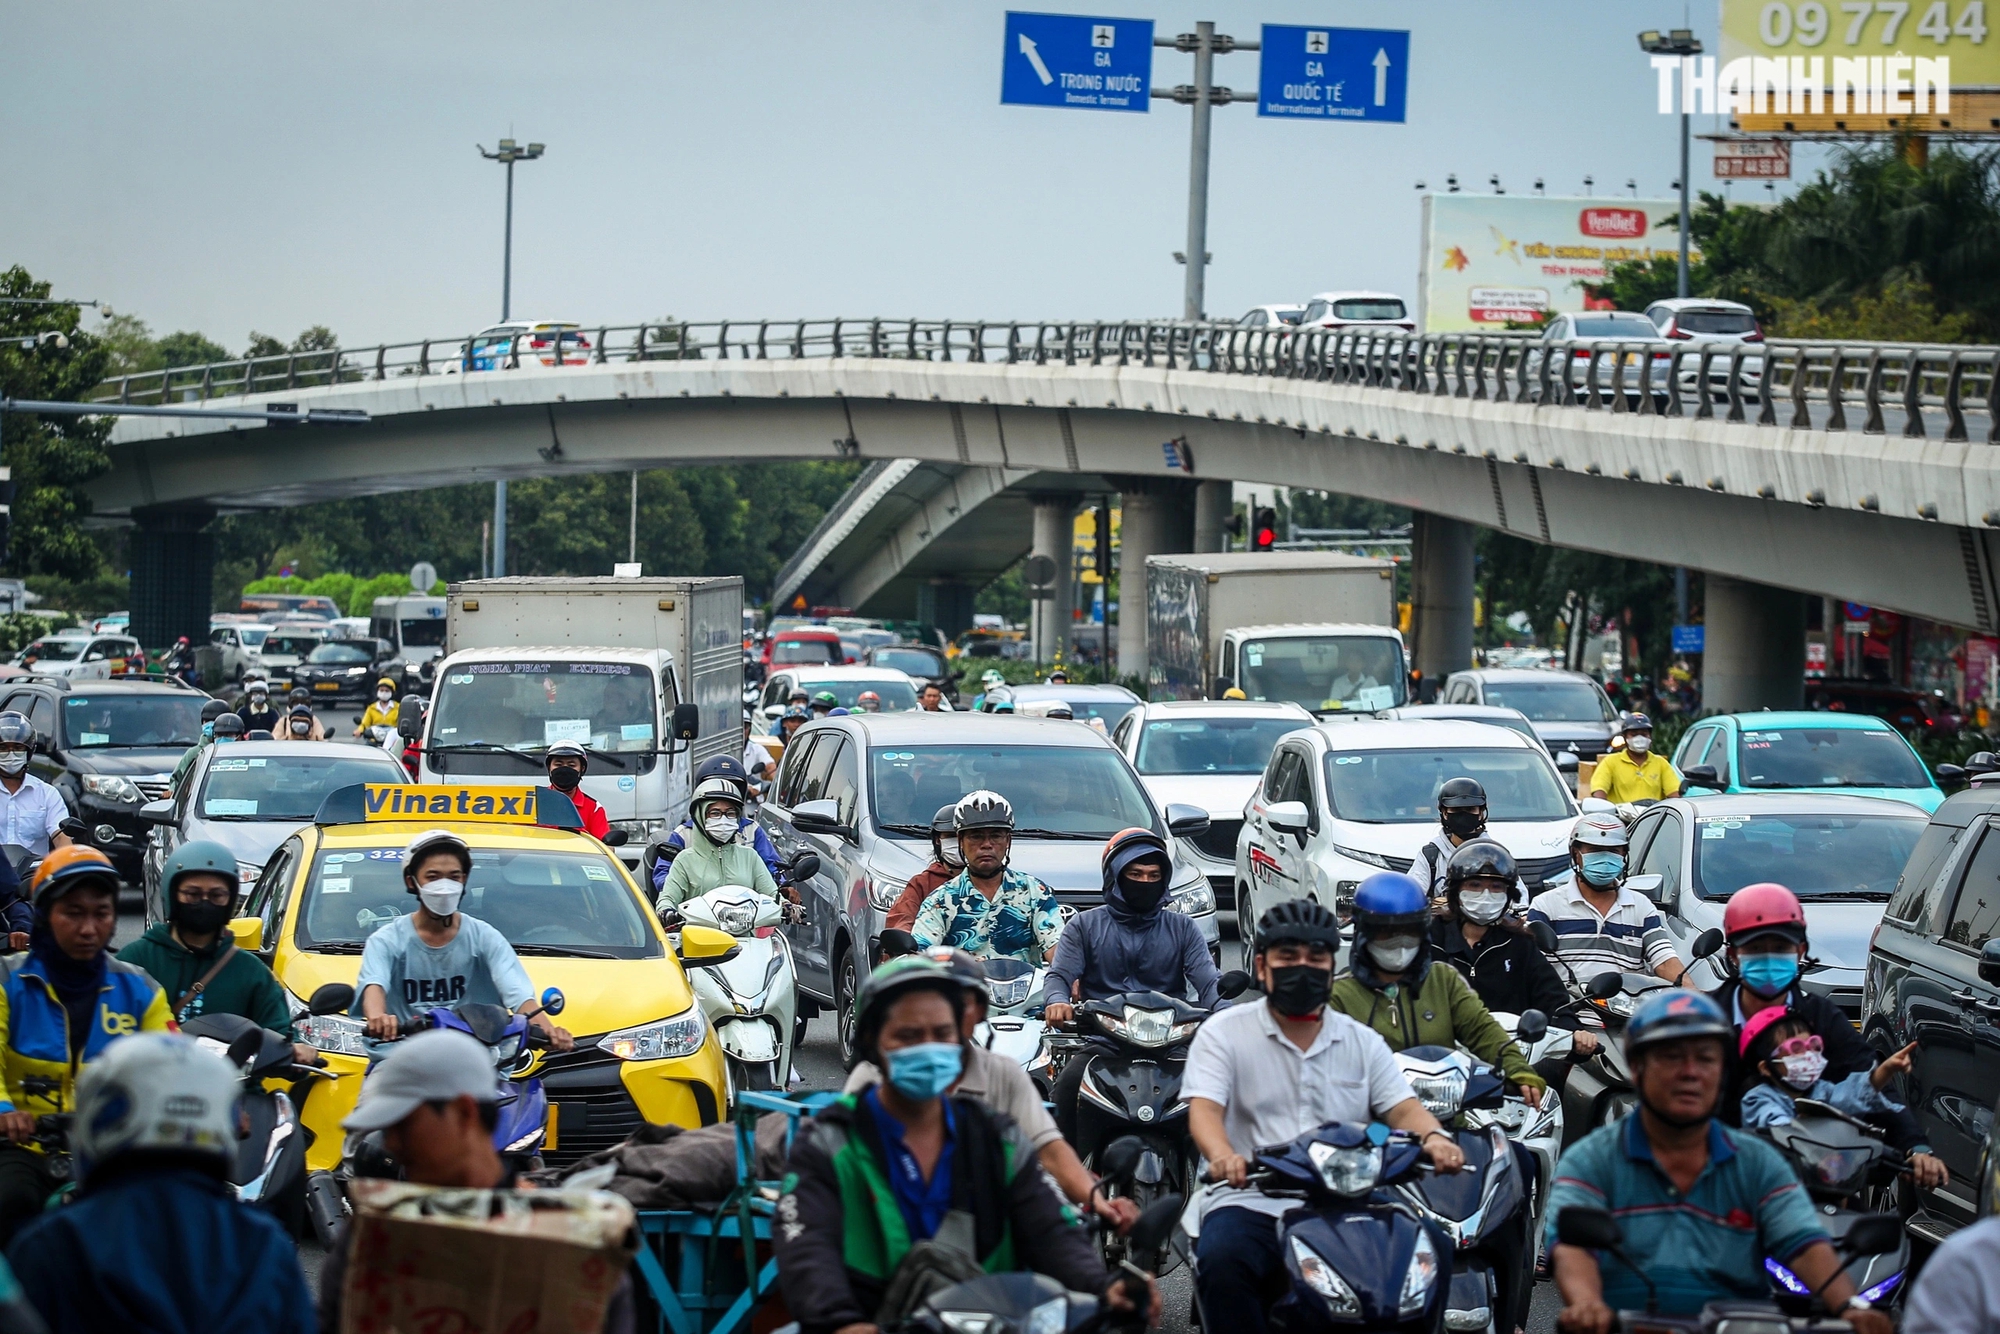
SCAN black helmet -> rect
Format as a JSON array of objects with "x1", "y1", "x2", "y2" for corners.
[
  {"x1": 288, "y1": 687, "x2": 310, "y2": 705},
  {"x1": 200, "y1": 699, "x2": 230, "y2": 723},
  {"x1": 211, "y1": 714, "x2": 245, "y2": 738},
  {"x1": 929, "y1": 804, "x2": 964, "y2": 869},
  {"x1": 1437, "y1": 777, "x2": 1487, "y2": 810},
  {"x1": 1444, "y1": 838, "x2": 1518, "y2": 895},
  {"x1": 1255, "y1": 897, "x2": 1343, "y2": 954},
  {"x1": 1620, "y1": 711, "x2": 1655, "y2": 735}
]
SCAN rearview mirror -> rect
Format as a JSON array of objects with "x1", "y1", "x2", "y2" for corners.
[
  {"x1": 1623, "y1": 872, "x2": 1666, "y2": 903},
  {"x1": 1529, "y1": 920, "x2": 1559, "y2": 955},
  {"x1": 1980, "y1": 939, "x2": 2000, "y2": 986},
  {"x1": 877, "y1": 928, "x2": 921, "y2": 960},
  {"x1": 1841, "y1": 1213, "x2": 1903, "y2": 1258},
  {"x1": 1165, "y1": 803, "x2": 1211, "y2": 838},
  {"x1": 671, "y1": 702, "x2": 700, "y2": 742},
  {"x1": 1128, "y1": 1194, "x2": 1186, "y2": 1252},
  {"x1": 226, "y1": 1029, "x2": 264, "y2": 1070},
  {"x1": 792, "y1": 799, "x2": 844, "y2": 836},
  {"x1": 1096, "y1": 1135, "x2": 1146, "y2": 1185},
  {"x1": 788, "y1": 849, "x2": 821, "y2": 881},
  {"x1": 1515, "y1": 1009, "x2": 1549, "y2": 1045},
  {"x1": 308, "y1": 982, "x2": 355, "y2": 1016},
  {"x1": 1557, "y1": 1206, "x2": 1625, "y2": 1251},
  {"x1": 398, "y1": 709, "x2": 423, "y2": 740},
  {"x1": 1266, "y1": 801, "x2": 1310, "y2": 834},
  {"x1": 539, "y1": 986, "x2": 566, "y2": 1017},
  {"x1": 676, "y1": 924, "x2": 742, "y2": 969},
  {"x1": 1681, "y1": 764, "x2": 1723, "y2": 790},
  {"x1": 601, "y1": 828, "x2": 629, "y2": 847},
  {"x1": 136, "y1": 799, "x2": 175, "y2": 827},
  {"x1": 228, "y1": 917, "x2": 264, "y2": 953},
  {"x1": 1555, "y1": 751, "x2": 1579, "y2": 773},
  {"x1": 1587, "y1": 971, "x2": 1623, "y2": 1000},
  {"x1": 1216, "y1": 969, "x2": 1251, "y2": 1000},
  {"x1": 1211, "y1": 675, "x2": 1235, "y2": 699},
  {"x1": 1937, "y1": 763, "x2": 1968, "y2": 783},
  {"x1": 1692, "y1": 927, "x2": 1725, "y2": 961}
]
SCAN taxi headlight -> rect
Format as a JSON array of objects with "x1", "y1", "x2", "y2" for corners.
[
  {"x1": 599, "y1": 1007, "x2": 707, "y2": 1061},
  {"x1": 297, "y1": 1010, "x2": 370, "y2": 1057}
]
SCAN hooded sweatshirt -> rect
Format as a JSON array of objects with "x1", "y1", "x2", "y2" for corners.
[
  {"x1": 1040, "y1": 874, "x2": 1219, "y2": 1009},
  {"x1": 116, "y1": 922, "x2": 297, "y2": 1039},
  {"x1": 1327, "y1": 923, "x2": 1543, "y2": 1091},
  {"x1": 655, "y1": 823, "x2": 778, "y2": 910}
]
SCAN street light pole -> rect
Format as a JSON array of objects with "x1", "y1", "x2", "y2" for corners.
[
  {"x1": 1153, "y1": 25, "x2": 1256, "y2": 322},
  {"x1": 477, "y1": 137, "x2": 544, "y2": 578},
  {"x1": 1638, "y1": 29, "x2": 1703, "y2": 298}
]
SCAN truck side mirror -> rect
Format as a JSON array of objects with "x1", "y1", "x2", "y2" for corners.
[
  {"x1": 1212, "y1": 675, "x2": 1234, "y2": 698},
  {"x1": 671, "y1": 702, "x2": 700, "y2": 741}
]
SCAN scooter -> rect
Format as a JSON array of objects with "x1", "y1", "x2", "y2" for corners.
[
  {"x1": 1755, "y1": 1100, "x2": 1913, "y2": 1313},
  {"x1": 1177, "y1": 1120, "x2": 1452, "y2": 1332},
  {"x1": 1528, "y1": 919, "x2": 1675, "y2": 1143},
  {"x1": 673, "y1": 876, "x2": 806, "y2": 1096},
  {"x1": 1464, "y1": 1009, "x2": 1568, "y2": 1267},
  {"x1": 181, "y1": 1012, "x2": 329, "y2": 1237},
  {"x1": 974, "y1": 957, "x2": 1048, "y2": 1076},
  {"x1": 1390, "y1": 1046, "x2": 1531, "y2": 1334}
]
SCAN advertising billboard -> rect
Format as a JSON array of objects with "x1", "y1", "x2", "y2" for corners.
[
  {"x1": 1719, "y1": 0, "x2": 2000, "y2": 89},
  {"x1": 1416, "y1": 194, "x2": 1694, "y2": 333}
]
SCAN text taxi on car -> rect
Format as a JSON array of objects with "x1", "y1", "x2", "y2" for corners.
[{"x1": 227, "y1": 780, "x2": 732, "y2": 1172}]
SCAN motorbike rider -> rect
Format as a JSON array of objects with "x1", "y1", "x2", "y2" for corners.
[
  {"x1": 774, "y1": 955, "x2": 1151, "y2": 1334},
  {"x1": 776, "y1": 705, "x2": 810, "y2": 752},
  {"x1": 1704, "y1": 881, "x2": 1947, "y2": 1188},
  {"x1": 1042, "y1": 828, "x2": 1221, "y2": 1142},
  {"x1": 212, "y1": 713, "x2": 246, "y2": 743},
  {"x1": 1546, "y1": 990, "x2": 1890, "y2": 1334},
  {"x1": 236, "y1": 677, "x2": 281, "y2": 734},
  {"x1": 117, "y1": 840, "x2": 320, "y2": 1068},
  {"x1": 5, "y1": 1033, "x2": 315, "y2": 1334},
  {"x1": 655, "y1": 769, "x2": 781, "y2": 912},
  {"x1": 198, "y1": 697, "x2": 231, "y2": 741},
  {"x1": 0, "y1": 713, "x2": 68, "y2": 859},
  {"x1": 1183, "y1": 898, "x2": 1465, "y2": 1334},
  {"x1": 284, "y1": 687, "x2": 327, "y2": 739},
  {"x1": 654, "y1": 756, "x2": 784, "y2": 892},
  {"x1": 881, "y1": 804, "x2": 963, "y2": 936},
  {"x1": 910, "y1": 791, "x2": 1062, "y2": 967},
  {"x1": 283, "y1": 701, "x2": 321, "y2": 742},
  {"x1": 1528, "y1": 812, "x2": 1685, "y2": 988},
  {"x1": 1589, "y1": 712, "x2": 1682, "y2": 810},
  {"x1": 1418, "y1": 777, "x2": 1521, "y2": 900},
  {"x1": 918, "y1": 684, "x2": 945, "y2": 712},
  {"x1": 353, "y1": 676, "x2": 401, "y2": 737},
  {"x1": 354, "y1": 829, "x2": 573, "y2": 1051},
  {"x1": 809, "y1": 690, "x2": 839, "y2": 718},
  {"x1": 856, "y1": 690, "x2": 883, "y2": 713},
  {"x1": 846, "y1": 947, "x2": 1138, "y2": 1233},
  {"x1": 1431, "y1": 839, "x2": 1600, "y2": 1080},
  {"x1": 741, "y1": 710, "x2": 772, "y2": 785},
  {"x1": 0, "y1": 846, "x2": 175, "y2": 1245},
  {"x1": 543, "y1": 740, "x2": 611, "y2": 840}
]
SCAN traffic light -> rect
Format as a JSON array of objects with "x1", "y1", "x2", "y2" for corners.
[
  {"x1": 1222, "y1": 511, "x2": 1244, "y2": 547},
  {"x1": 1252, "y1": 506, "x2": 1278, "y2": 552}
]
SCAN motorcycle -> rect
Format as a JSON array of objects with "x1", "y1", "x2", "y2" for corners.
[
  {"x1": 1177, "y1": 1120, "x2": 1451, "y2": 1332},
  {"x1": 181, "y1": 1012, "x2": 330, "y2": 1237},
  {"x1": 1754, "y1": 1100, "x2": 1913, "y2": 1313},
  {"x1": 1554, "y1": 1204, "x2": 1903, "y2": 1333},
  {"x1": 1528, "y1": 919, "x2": 1674, "y2": 1142},
  {"x1": 672, "y1": 875, "x2": 809, "y2": 1097},
  {"x1": 1463, "y1": 1009, "x2": 1568, "y2": 1267},
  {"x1": 975, "y1": 957, "x2": 1048, "y2": 1077},
  {"x1": 1390, "y1": 1046, "x2": 1532, "y2": 1334}
]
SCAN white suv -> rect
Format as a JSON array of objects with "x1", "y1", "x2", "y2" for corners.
[
  {"x1": 1297, "y1": 290, "x2": 1415, "y2": 334},
  {"x1": 1234, "y1": 718, "x2": 1580, "y2": 949}
]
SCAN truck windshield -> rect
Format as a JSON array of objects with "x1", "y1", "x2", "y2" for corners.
[
  {"x1": 1323, "y1": 747, "x2": 1573, "y2": 824},
  {"x1": 1479, "y1": 678, "x2": 1616, "y2": 723},
  {"x1": 429, "y1": 661, "x2": 658, "y2": 774},
  {"x1": 1239, "y1": 636, "x2": 1405, "y2": 712}
]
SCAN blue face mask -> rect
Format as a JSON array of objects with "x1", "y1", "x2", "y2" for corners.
[
  {"x1": 1739, "y1": 952, "x2": 1800, "y2": 997},
  {"x1": 884, "y1": 1042, "x2": 964, "y2": 1101},
  {"x1": 1580, "y1": 852, "x2": 1625, "y2": 887}
]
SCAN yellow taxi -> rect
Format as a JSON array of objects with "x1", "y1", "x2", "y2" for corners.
[{"x1": 229, "y1": 781, "x2": 731, "y2": 1172}]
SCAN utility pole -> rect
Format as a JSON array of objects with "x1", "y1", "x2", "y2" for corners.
[
  {"x1": 1154, "y1": 25, "x2": 1256, "y2": 321},
  {"x1": 1638, "y1": 29, "x2": 1702, "y2": 297},
  {"x1": 477, "y1": 136, "x2": 544, "y2": 578},
  {"x1": 629, "y1": 471, "x2": 639, "y2": 564}
]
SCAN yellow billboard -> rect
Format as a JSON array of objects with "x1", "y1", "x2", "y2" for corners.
[{"x1": 1720, "y1": 0, "x2": 2000, "y2": 88}]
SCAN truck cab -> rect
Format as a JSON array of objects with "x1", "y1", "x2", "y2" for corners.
[
  {"x1": 371, "y1": 595, "x2": 448, "y2": 684},
  {"x1": 1216, "y1": 624, "x2": 1408, "y2": 716}
]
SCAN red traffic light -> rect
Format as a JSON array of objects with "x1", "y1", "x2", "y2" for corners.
[{"x1": 1252, "y1": 506, "x2": 1277, "y2": 551}]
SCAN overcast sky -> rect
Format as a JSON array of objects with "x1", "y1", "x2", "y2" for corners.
[{"x1": 5, "y1": 2, "x2": 1823, "y2": 350}]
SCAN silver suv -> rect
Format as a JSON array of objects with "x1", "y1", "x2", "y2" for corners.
[
  {"x1": 1440, "y1": 668, "x2": 1620, "y2": 763},
  {"x1": 758, "y1": 712, "x2": 1215, "y2": 1062}
]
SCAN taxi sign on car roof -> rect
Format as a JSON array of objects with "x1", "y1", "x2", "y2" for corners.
[{"x1": 312, "y1": 783, "x2": 582, "y2": 829}]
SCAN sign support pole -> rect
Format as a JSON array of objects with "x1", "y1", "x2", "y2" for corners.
[{"x1": 1182, "y1": 21, "x2": 1215, "y2": 322}]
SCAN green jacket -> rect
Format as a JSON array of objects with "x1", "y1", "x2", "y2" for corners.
[
  {"x1": 655, "y1": 832, "x2": 777, "y2": 910},
  {"x1": 116, "y1": 923, "x2": 298, "y2": 1040},
  {"x1": 1328, "y1": 959, "x2": 1544, "y2": 1092}
]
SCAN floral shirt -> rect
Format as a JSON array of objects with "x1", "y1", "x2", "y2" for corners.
[{"x1": 911, "y1": 867, "x2": 1063, "y2": 965}]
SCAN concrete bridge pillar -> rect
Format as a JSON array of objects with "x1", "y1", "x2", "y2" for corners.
[
  {"x1": 917, "y1": 580, "x2": 976, "y2": 639},
  {"x1": 1410, "y1": 513, "x2": 1476, "y2": 701},
  {"x1": 1029, "y1": 495, "x2": 1076, "y2": 667},
  {"x1": 1193, "y1": 479, "x2": 1232, "y2": 554},
  {"x1": 1701, "y1": 575, "x2": 1806, "y2": 713},
  {"x1": 1114, "y1": 478, "x2": 1197, "y2": 686},
  {"x1": 130, "y1": 503, "x2": 217, "y2": 653}
]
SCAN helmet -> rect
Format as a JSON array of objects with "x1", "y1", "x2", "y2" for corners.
[
  {"x1": 1221, "y1": 687, "x2": 1248, "y2": 700},
  {"x1": 852, "y1": 955, "x2": 966, "y2": 1061},
  {"x1": 1619, "y1": 711, "x2": 1654, "y2": 735},
  {"x1": 917, "y1": 945, "x2": 991, "y2": 1003},
  {"x1": 403, "y1": 829, "x2": 472, "y2": 877},
  {"x1": 1624, "y1": 989, "x2": 1733, "y2": 1060},
  {"x1": 981, "y1": 670, "x2": 1005, "y2": 688},
  {"x1": 857, "y1": 691, "x2": 881, "y2": 709},
  {"x1": 1444, "y1": 839, "x2": 1517, "y2": 896},
  {"x1": 953, "y1": 789, "x2": 1014, "y2": 833},
  {"x1": 1723, "y1": 882, "x2": 1807, "y2": 946},
  {"x1": 694, "y1": 755, "x2": 749, "y2": 797},
  {"x1": 245, "y1": 729, "x2": 274, "y2": 742},
  {"x1": 200, "y1": 698, "x2": 230, "y2": 723},
  {"x1": 1570, "y1": 812, "x2": 1630, "y2": 851},
  {"x1": 1437, "y1": 777, "x2": 1487, "y2": 810},
  {"x1": 0, "y1": 712, "x2": 32, "y2": 748},
  {"x1": 31, "y1": 845, "x2": 119, "y2": 911},
  {"x1": 1047, "y1": 668, "x2": 1068, "y2": 683},
  {"x1": 162, "y1": 839, "x2": 240, "y2": 899},
  {"x1": 546, "y1": 740, "x2": 589, "y2": 772},
  {"x1": 1255, "y1": 897, "x2": 1343, "y2": 953},
  {"x1": 1352, "y1": 872, "x2": 1430, "y2": 931},
  {"x1": 375, "y1": 676, "x2": 398, "y2": 692},
  {"x1": 787, "y1": 688, "x2": 810, "y2": 703},
  {"x1": 1101, "y1": 827, "x2": 1171, "y2": 900},
  {"x1": 211, "y1": 714, "x2": 245, "y2": 738},
  {"x1": 72, "y1": 1033, "x2": 238, "y2": 1180},
  {"x1": 930, "y1": 804, "x2": 962, "y2": 867},
  {"x1": 246, "y1": 679, "x2": 269, "y2": 697},
  {"x1": 692, "y1": 776, "x2": 746, "y2": 809},
  {"x1": 812, "y1": 690, "x2": 839, "y2": 708},
  {"x1": 828, "y1": 707, "x2": 850, "y2": 717},
  {"x1": 780, "y1": 705, "x2": 809, "y2": 725},
  {"x1": 288, "y1": 687, "x2": 310, "y2": 705}
]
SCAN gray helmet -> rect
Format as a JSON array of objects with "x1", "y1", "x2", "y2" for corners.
[{"x1": 0, "y1": 712, "x2": 33, "y2": 748}]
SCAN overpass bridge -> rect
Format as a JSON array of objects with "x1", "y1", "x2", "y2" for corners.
[{"x1": 84, "y1": 318, "x2": 2000, "y2": 709}]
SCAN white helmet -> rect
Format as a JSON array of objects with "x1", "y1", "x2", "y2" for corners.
[
  {"x1": 953, "y1": 789, "x2": 1015, "y2": 833},
  {"x1": 1570, "y1": 812, "x2": 1630, "y2": 851},
  {"x1": 692, "y1": 776, "x2": 745, "y2": 808},
  {"x1": 403, "y1": 828, "x2": 472, "y2": 869},
  {"x1": 72, "y1": 1033, "x2": 238, "y2": 1179}
]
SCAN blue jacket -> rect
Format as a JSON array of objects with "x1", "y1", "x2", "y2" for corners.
[
  {"x1": 1041, "y1": 884, "x2": 1219, "y2": 1009},
  {"x1": 8, "y1": 1165, "x2": 313, "y2": 1334},
  {"x1": 655, "y1": 818, "x2": 781, "y2": 890}
]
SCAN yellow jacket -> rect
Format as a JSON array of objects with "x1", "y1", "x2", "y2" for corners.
[
  {"x1": 356, "y1": 699, "x2": 400, "y2": 731},
  {"x1": 1592, "y1": 748, "x2": 1681, "y2": 803},
  {"x1": 0, "y1": 952, "x2": 176, "y2": 1126}
]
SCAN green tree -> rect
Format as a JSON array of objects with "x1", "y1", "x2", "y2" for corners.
[{"x1": 0, "y1": 267, "x2": 113, "y2": 579}]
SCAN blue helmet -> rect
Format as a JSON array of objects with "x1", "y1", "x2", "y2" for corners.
[
  {"x1": 693, "y1": 755, "x2": 748, "y2": 788},
  {"x1": 1624, "y1": 989, "x2": 1732, "y2": 1059},
  {"x1": 1352, "y1": 872, "x2": 1428, "y2": 929}
]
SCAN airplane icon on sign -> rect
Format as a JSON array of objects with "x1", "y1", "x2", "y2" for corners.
[
  {"x1": 1306, "y1": 30, "x2": 1328, "y2": 53},
  {"x1": 1092, "y1": 24, "x2": 1115, "y2": 47}
]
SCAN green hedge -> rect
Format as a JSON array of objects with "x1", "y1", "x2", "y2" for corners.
[{"x1": 241, "y1": 572, "x2": 446, "y2": 618}]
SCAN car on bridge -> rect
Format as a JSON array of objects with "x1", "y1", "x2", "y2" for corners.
[
  {"x1": 1296, "y1": 290, "x2": 1415, "y2": 334},
  {"x1": 458, "y1": 320, "x2": 592, "y2": 371},
  {"x1": 1440, "y1": 667, "x2": 1620, "y2": 763},
  {"x1": 1673, "y1": 710, "x2": 1948, "y2": 813}
]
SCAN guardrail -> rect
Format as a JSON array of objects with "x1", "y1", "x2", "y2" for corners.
[{"x1": 84, "y1": 320, "x2": 2000, "y2": 444}]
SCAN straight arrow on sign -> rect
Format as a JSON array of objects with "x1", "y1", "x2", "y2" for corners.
[
  {"x1": 1019, "y1": 33, "x2": 1055, "y2": 86},
  {"x1": 1373, "y1": 48, "x2": 1390, "y2": 106}
]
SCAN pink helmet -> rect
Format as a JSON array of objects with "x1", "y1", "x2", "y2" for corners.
[{"x1": 1723, "y1": 883, "x2": 1807, "y2": 946}]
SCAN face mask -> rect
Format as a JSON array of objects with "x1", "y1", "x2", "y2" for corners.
[
  {"x1": 0, "y1": 753, "x2": 26, "y2": 777},
  {"x1": 249, "y1": 691, "x2": 267, "y2": 704},
  {"x1": 548, "y1": 766, "x2": 582, "y2": 791},
  {"x1": 1441, "y1": 809, "x2": 1484, "y2": 838},
  {"x1": 1266, "y1": 963, "x2": 1332, "y2": 1018},
  {"x1": 416, "y1": 879, "x2": 464, "y2": 918},
  {"x1": 289, "y1": 721, "x2": 310, "y2": 737},
  {"x1": 1627, "y1": 736, "x2": 1651, "y2": 756},
  {"x1": 1739, "y1": 952, "x2": 1800, "y2": 997},
  {"x1": 939, "y1": 844, "x2": 965, "y2": 870},
  {"x1": 1458, "y1": 888, "x2": 1509, "y2": 924},
  {"x1": 170, "y1": 898, "x2": 233, "y2": 936},
  {"x1": 1367, "y1": 937, "x2": 1420, "y2": 973},
  {"x1": 376, "y1": 689, "x2": 392, "y2": 702},
  {"x1": 1118, "y1": 876, "x2": 1168, "y2": 914},
  {"x1": 1580, "y1": 852, "x2": 1625, "y2": 887},
  {"x1": 703, "y1": 815, "x2": 739, "y2": 844},
  {"x1": 1777, "y1": 1050, "x2": 1827, "y2": 1091},
  {"x1": 884, "y1": 1041, "x2": 963, "y2": 1100}
]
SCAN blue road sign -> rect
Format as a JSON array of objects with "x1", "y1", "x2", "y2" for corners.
[
  {"x1": 1258, "y1": 24, "x2": 1409, "y2": 122},
  {"x1": 1672, "y1": 624, "x2": 1706, "y2": 654},
  {"x1": 1002, "y1": 11, "x2": 1154, "y2": 113}
]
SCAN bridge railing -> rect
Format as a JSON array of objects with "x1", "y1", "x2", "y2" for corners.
[{"x1": 85, "y1": 319, "x2": 2000, "y2": 443}]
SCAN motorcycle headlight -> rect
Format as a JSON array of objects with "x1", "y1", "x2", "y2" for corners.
[
  {"x1": 986, "y1": 972, "x2": 1033, "y2": 1008},
  {"x1": 1398, "y1": 1225, "x2": 1440, "y2": 1316},
  {"x1": 82, "y1": 774, "x2": 141, "y2": 804},
  {"x1": 490, "y1": 1032, "x2": 523, "y2": 1065},
  {"x1": 599, "y1": 1007, "x2": 707, "y2": 1060},
  {"x1": 1407, "y1": 1068, "x2": 1468, "y2": 1120},
  {"x1": 297, "y1": 1009, "x2": 370, "y2": 1057},
  {"x1": 1289, "y1": 1234, "x2": 1361, "y2": 1317},
  {"x1": 715, "y1": 901, "x2": 758, "y2": 936},
  {"x1": 1603, "y1": 992, "x2": 1638, "y2": 1019},
  {"x1": 1306, "y1": 1140, "x2": 1382, "y2": 1196},
  {"x1": 1115, "y1": 1005, "x2": 1175, "y2": 1047}
]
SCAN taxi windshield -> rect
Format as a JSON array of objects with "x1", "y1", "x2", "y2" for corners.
[
  {"x1": 198, "y1": 752, "x2": 406, "y2": 820},
  {"x1": 429, "y1": 661, "x2": 658, "y2": 775},
  {"x1": 294, "y1": 844, "x2": 662, "y2": 957}
]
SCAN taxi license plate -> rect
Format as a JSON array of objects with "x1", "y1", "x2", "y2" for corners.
[{"x1": 313, "y1": 681, "x2": 340, "y2": 692}]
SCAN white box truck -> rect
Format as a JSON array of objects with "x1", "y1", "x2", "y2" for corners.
[
  {"x1": 419, "y1": 576, "x2": 744, "y2": 859},
  {"x1": 1145, "y1": 552, "x2": 1407, "y2": 712}
]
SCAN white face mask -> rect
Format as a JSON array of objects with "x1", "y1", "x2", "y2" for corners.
[
  {"x1": 1367, "y1": 938, "x2": 1420, "y2": 972},
  {"x1": 290, "y1": 720, "x2": 311, "y2": 736},
  {"x1": 939, "y1": 844, "x2": 965, "y2": 870},
  {"x1": 702, "y1": 815, "x2": 739, "y2": 844},
  {"x1": 1627, "y1": 735, "x2": 1651, "y2": 755},
  {"x1": 1778, "y1": 1050, "x2": 1827, "y2": 1091},
  {"x1": 417, "y1": 879, "x2": 464, "y2": 917},
  {"x1": 0, "y1": 753, "x2": 26, "y2": 777},
  {"x1": 377, "y1": 690, "x2": 393, "y2": 702},
  {"x1": 1458, "y1": 888, "x2": 1509, "y2": 924}
]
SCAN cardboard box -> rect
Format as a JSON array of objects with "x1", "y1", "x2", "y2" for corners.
[{"x1": 340, "y1": 1181, "x2": 637, "y2": 1334}]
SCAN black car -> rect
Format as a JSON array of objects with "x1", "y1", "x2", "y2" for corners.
[
  {"x1": 1863, "y1": 775, "x2": 2000, "y2": 1247},
  {"x1": 861, "y1": 643, "x2": 958, "y2": 704},
  {"x1": 289, "y1": 638, "x2": 403, "y2": 703},
  {"x1": 3, "y1": 676, "x2": 208, "y2": 883}
]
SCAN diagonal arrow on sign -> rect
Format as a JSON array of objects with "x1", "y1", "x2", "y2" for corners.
[
  {"x1": 1372, "y1": 47, "x2": 1390, "y2": 106},
  {"x1": 1019, "y1": 33, "x2": 1055, "y2": 86}
]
